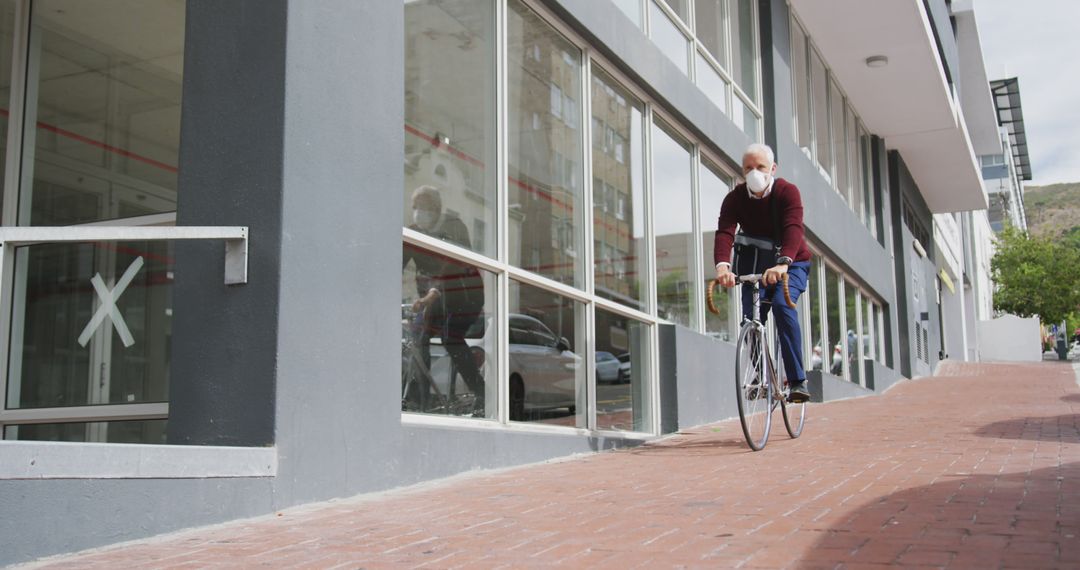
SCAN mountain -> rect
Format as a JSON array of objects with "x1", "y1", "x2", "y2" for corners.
[{"x1": 1024, "y1": 182, "x2": 1080, "y2": 241}]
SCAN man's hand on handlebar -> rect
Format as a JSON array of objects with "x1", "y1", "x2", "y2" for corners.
[
  {"x1": 411, "y1": 288, "x2": 440, "y2": 312},
  {"x1": 763, "y1": 263, "x2": 788, "y2": 286},
  {"x1": 716, "y1": 264, "x2": 736, "y2": 288}
]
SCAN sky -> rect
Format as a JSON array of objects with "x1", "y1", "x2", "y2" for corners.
[{"x1": 973, "y1": 0, "x2": 1080, "y2": 186}]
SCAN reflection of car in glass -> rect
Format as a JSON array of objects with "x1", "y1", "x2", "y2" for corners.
[
  {"x1": 424, "y1": 313, "x2": 580, "y2": 420},
  {"x1": 595, "y1": 351, "x2": 620, "y2": 384},
  {"x1": 616, "y1": 352, "x2": 632, "y2": 383},
  {"x1": 505, "y1": 314, "x2": 581, "y2": 420}
]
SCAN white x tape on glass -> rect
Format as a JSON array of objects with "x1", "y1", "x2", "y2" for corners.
[{"x1": 77, "y1": 256, "x2": 145, "y2": 348}]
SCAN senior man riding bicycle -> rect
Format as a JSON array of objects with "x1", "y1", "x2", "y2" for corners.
[{"x1": 714, "y1": 143, "x2": 812, "y2": 403}]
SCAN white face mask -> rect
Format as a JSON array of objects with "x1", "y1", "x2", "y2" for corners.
[
  {"x1": 746, "y1": 169, "x2": 772, "y2": 194},
  {"x1": 413, "y1": 209, "x2": 438, "y2": 229}
]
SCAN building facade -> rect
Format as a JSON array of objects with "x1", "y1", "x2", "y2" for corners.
[{"x1": 0, "y1": 0, "x2": 1013, "y2": 563}]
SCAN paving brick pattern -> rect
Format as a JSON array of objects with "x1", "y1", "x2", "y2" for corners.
[{"x1": 23, "y1": 361, "x2": 1080, "y2": 569}]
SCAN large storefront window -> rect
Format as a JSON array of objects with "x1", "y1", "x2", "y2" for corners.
[
  {"x1": 22, "y1": 0, "x2": 184, "y2": 226},
  {"x1": 508, "y1": 280, "x2": 585, "y2": 427},
  {"x1": 595, "y1": 308, "x2": 651, "y2": 432},
  {"x1": 844, "y1": 279, "x2": 861, "y2": 385},
  {"x1": 824, "y1": 264, "x2": 841, "y2": 377},
  {"x1": 404, "y1": 0, "x2": 497, "y2": 258},
  {"x1": 401, "y1": 243, "x2": 498, "y2": 419},
  {"x1": 3, "y1": 0, "x2": 185, "y2": 443},
  {"x1": 651, "y1": 119, "x2": 694, "y2": 328},
  {"x1": 0, "y1": 0, "x2": 13, "y2": 207},
  {"x1": 508, "y1": 0, "x2": 584, "y2": 288},
  {"x1": 700, "y1": 159, "x2": 733, "y2": 341},
  {"x1": 9, "y1": 241, "x2": 173, "y2": 411},
  {"x1": 807, "y1": 256, "x2": 824, "y2": 372},
  {"x1": 591, "y1": 68, "x2": 647, "y2": 312}
]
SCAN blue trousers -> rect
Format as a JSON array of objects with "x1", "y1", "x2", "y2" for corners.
[{"x1": 741, "y1": 261, "x2": 810, "y2": 383}]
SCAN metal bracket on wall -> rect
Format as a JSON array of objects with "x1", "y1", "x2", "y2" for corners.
[{"x1": 0, "y1": 225, "x2": 250, "y2": 288}]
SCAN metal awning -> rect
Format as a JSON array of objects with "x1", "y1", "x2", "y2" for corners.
[{"x1": 989, "y1": 78, "x2": 1032, "y2": 181}]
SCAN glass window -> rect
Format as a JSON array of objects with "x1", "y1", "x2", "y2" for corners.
[
  {"x1": 21, "y1": 0, "x2": 186, "y2": 226},
  {"x1": 733, "y1": 95, "x2": 758, "y2": 141},
  {"x1": 508, "y1": 281, "x2": 586, "y2": 427},
  {"x1": 591, "y1": 68, "x2": 648, "y2": 312},
  {"x1": 808, "y1": 256, "x2": 824, "y2": 372},
  {"x1": 861, "y1": 125, "x2": 877, "y2": 238},
  {"x1": 660, "y1": 0, "x2": 690, "y2": 23},
  {"x1": 876, "y1": 303, "x2": 887, "y2": 365},
  {"x1": 695, "y1": 52, "x2": 728, "y2": 113},
  {"x1": 830, "y1": 82, "x2": 847, "y2": 201},
  {"x1": 845, "y1": 280, "x2": 861, "y2": 385},
  {"x1": 4, "y1": 420, "x2": 167, "y2": 443},
  {"x1": 612, "y1": 0, "x2": 643, "y2": 27},
  {"x1": 595, "y1": 308, "x2": 652, "y2": 432},
  {"x1": 8, "y1": 241, "x2": 174, "y2": 411},
  {"x1": 507, "y1": 0, "x2": 584, "y2": 287},
  {"x1": 694, "y1": 0, "x2": 727, "y2": 67},
  {"x1": 791, "y1": 19, "x2": 811, "y2": 155},
  {"x1": 651, "y1": 119, "x2": 695, "y2": 328},
  {"x1": 863, "y1": 294, "x2": 876, "y2": 363},
  {"x1": 649, "y1": 1, "x2": 689, "y2": 74},
  {"x1": 825, "y1": 265, "x2": 842, "y2": 377},
  {"x1": 810, "y1": 48, "x2": 829, "y2": 175},
  {"x1": 729, "y1": 0, "x2": 757, "y2": 101},
  {"x1": 700, "y1": 159, "x2": 734, "y2": 341},
  {"x1": 846, "y1": 106, "x2": 862, "y2": 219},
  {"x1": 401, "y1": 243, "x2": 498, "y2": 419}
]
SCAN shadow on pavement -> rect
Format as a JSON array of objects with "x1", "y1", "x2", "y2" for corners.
[
  {"x1": 797, "y1": 463, "x2": 1080, "y2": 568},
  {"x1": 973, "y1": 414, "x2": 1080, "y2": 442},
  {"x1": 1061, "y1": 394, "x2": 1080, "y2": 404}
]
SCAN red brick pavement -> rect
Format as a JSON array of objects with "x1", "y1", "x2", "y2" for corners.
[{"x1": 22, "y1": 361, "x2": 1080, "y2": 569}]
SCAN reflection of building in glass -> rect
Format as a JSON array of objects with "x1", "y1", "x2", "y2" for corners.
[{"x1": 591, "y1": 77, "x2": 638, "y2": 303}]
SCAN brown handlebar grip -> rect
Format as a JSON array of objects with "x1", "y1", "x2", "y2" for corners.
[
  {"x1": 706, "y1": 279, "x2": 723, "y2": 315},
  {"x1": 782, "y1": 273, "x2": 796, "y2": 309}
]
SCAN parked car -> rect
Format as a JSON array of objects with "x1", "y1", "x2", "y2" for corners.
[{"x1": 595, "y1": 351, "x2": 620, "y2": 384}]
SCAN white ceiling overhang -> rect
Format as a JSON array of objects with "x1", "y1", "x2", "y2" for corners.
[{"x1": 790, "y1": 0, "x2": 988, "y2": 213}]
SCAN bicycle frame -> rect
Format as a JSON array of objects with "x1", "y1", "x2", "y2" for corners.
[{"x1": 738, "y1": 274, "x2": 785, "y2": 403}]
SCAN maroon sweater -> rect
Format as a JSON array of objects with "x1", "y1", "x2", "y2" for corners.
[{"x1": 713, "y1": 177, "x2": 811, "y2": 265}]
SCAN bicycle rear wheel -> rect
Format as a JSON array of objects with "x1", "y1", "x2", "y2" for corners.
[{"x1": 735, "y1": 323, "x2": 772, "y2": 451}]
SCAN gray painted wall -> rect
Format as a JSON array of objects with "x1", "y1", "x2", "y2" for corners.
[
  {"x1": 670, "y1": 325, "x2": 740, "y2": 429},
  {"x1": 806, "y1": 371, "x2": 874, "y2": 403}
]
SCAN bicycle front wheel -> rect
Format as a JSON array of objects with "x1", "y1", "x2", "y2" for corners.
[{"x1": 735, "y1": 323, "x2": 772, "y2": 451}]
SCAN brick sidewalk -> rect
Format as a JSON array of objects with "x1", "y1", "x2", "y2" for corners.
[{"x1": 23, "y1": 361, "x2": 1080, "y2": 569}]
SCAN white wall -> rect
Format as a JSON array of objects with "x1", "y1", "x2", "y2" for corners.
[{"x1": 977, "y1": 314, "x2": 1042, "y2": 362}]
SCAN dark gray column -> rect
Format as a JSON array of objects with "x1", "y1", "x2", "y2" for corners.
[{"x1": 168, "y1": 1, "x2": 289, "y2": 446}]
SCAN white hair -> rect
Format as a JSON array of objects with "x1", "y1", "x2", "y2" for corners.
[
  {"x1": 411, "y1": 185, "x2": 442, "y2": 211},
  {"x1": 743, "y1": 143, "x2": 775, "y2": 166}
]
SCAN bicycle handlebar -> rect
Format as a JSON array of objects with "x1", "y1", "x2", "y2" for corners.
[{"x1": 706, "y1": 272, "x2": 797, "y2": 314}]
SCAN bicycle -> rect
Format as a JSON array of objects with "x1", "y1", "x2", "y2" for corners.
[
  {"x1": 707, "y1": 273, "x2": 806, "y2": 451},
  {"x1": 400, "y1": 304, "x2": 480, "y2": 416}
]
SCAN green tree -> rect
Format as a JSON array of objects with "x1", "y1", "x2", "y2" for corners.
[{"x1": 991, "y1": 225, "x2": 1080, "y2": 325}]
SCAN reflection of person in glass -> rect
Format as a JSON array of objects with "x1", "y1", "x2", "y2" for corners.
[
  {"x1": 404, "y1": 186, "x2": 486, "y2": 415},
  {"x1": 714, "y1": 144, "x2": 812, "y2": 403}
]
